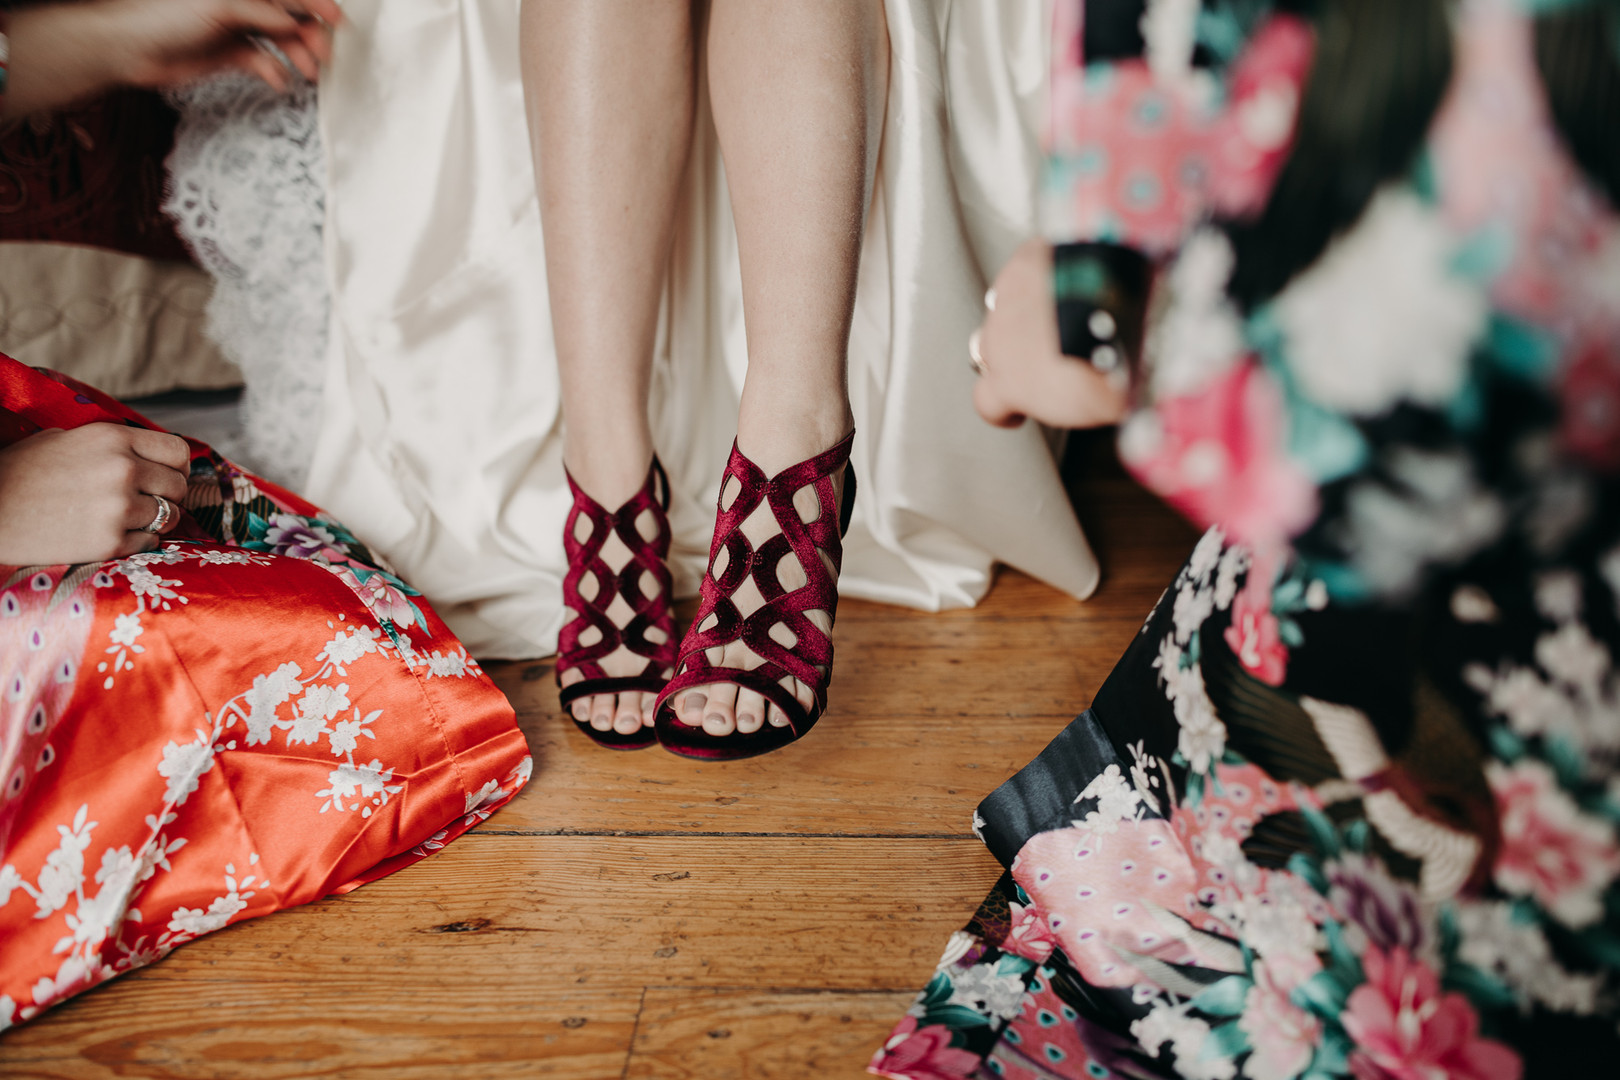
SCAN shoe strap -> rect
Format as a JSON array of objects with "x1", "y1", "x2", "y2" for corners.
[
  {"x1": 671, "y1": 432, "x2": 856, "y2": 719},
  {"x1": 558, "y1": 457, "x2": 677, "y2": 683}
]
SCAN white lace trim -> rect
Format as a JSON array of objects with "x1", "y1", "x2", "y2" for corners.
[{"x1": 163, "y1": 74, "x2": 328, "y2": 487}]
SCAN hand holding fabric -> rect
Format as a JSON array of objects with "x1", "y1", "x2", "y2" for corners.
[
  {"x1": 2, "y1": 0, "x2": 345, "y2": 118},
  {"x1": 0, "y1": 423, "x2": 190, "y2": 564}
]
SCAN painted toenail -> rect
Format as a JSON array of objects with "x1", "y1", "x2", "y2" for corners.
[{"x1": 706, "y1": 713, "x2": 726, "y2": 726}]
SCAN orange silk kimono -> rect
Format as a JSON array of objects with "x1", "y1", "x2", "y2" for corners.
[{"x1": 0, "y1": 358, "x2": 531, "y2": 1028}]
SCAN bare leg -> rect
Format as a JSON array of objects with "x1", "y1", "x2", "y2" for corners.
[
  {"x1": 675, "y1": 0, "x2": 890, "y2": 736},
  {"x1": 522, "y1": 0, "x2": 695, "y2": 736}
]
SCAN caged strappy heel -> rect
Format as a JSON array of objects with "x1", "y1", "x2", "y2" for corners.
[
  {"x1": 654, "y1": 432, "x2": 856, "y2": 760},
  {"x1": 557, "y1": 457, "x2": 677, "y2": 750}
]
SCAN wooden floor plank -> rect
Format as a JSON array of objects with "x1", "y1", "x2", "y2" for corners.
[
  {"x1": 0, "y1": 437, "x2": 1197, "y2": 1077},
  {"x1": 624, "y1": 989, "x2": 914, "y2": 1080},
  {"x1": 2, "y1": 837, "x2": 996, "y2": 1077}
]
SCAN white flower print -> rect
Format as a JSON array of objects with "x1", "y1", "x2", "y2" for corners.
[
  {"x1": 1534, "y1": 570, "x2": 1583, "y2": 624},
  {"x1": 34, "y1": 805, "x2": 95, "y2": 918},
  {"x1": 158, "y1": 733, "x2": 216, "y2": 807},
  {"x1": 1535, "y1": 623, "x2": 1609, "y2": 693},
  {"x1": 947, "y1": 961, "x2": 1029, "y2": 1022},
  {"x1": 1132, "y1": 1001, "x2": 1236, "y2": 1080},
  {"x1": 1450, "y1": 584, "x2": 1500, "y2": 624},
  {"x1": 1213, "y1": 544, "x2": 1249, "y2": 611},
  {"x1": 198, "y1": 548, "x2": 253, "y2": 565},
  {"x1": 1073, "y1": 764, "x2": 1144, "y2": 839},
  {"x1": 318, "y1": 627, "x2": 378, "y2": 673},
  {"x1": 1172, "y1": 581, "x2": 1214, "y2": 647},
  {"x1": 109, "y1": 613, "x2": 144, "y2": 648},
  {"x1": 242, "y1": 661, "x2": 303, "y2": 746},
  {"x1": 1144, "y1": 230, "x2": 1247, "y2": 399},
  {"x1": 327, "y1": 709, "x2": 380, "y2": 757},
  {"x1": 426, "y1": 648, "x2": 471, "y2": 678},
  {"x1": 317, "y1": 757, "x2": 402, "y2": 817},
  {"x1": 1456, "y1": 900, "x2": 1601, "y2": 1015},
  {"x1": 0, "y1": 863, "x2": 22, "y2": 906},
  {"x1": 119, "y1": 567, "x2": 171, "y2": 602},
  {"x1": 0, "y1": 994, "x2": 13, "y2": 1033},
  {"x1": 1186, "y1": 526, "x2": 1226, "y2": 586},
  {"x1": 935, "y1": 929, "x2": 979, "y2": 972},
  {"x1": 1276, "y1": 187, "x2": 1488, "y2": 416},
  {"x1": 289, "y1": 683, "x2": 350, "y2": 745}
]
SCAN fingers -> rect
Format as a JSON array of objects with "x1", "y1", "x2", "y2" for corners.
[
  {"x1": 121, "y1": 492, "x2": 169, "y2": 534},
  {"x1": 115, "y1": 529, "x2": 161, "y2": 559},
  {"x1": 268, "y1": 0, "x2": 347, "y2": 27},
  {"x1": 214, "y1": 0, "x2": 305, "y2": 38},
  {"x1": 132, "y1": 458, "x2": 188, "y2": 503},
  {"x1": 276, "y1": 36, "x2": 322, "y2": 82},
  {"x1": 127, "y1": 428, "x2": 191, "y2": 472}
]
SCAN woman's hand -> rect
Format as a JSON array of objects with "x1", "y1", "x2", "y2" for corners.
[
  {"x1": 102, "y1": 0, "x2": 346, "y2": 91},
  {"x1": 971, "y1": 238, "x2": 1130, "y2": 430},
  {"x1": 0, "y1": 424, "x2": 191, "y2": 566},
  {"x1": 2, "y1": 0, "x2": 346, "y2": 118}
]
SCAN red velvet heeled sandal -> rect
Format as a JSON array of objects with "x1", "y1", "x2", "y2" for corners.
[
  {"x1": 557, "y1": 457, "x2": 676, "y2": 750},
  {"x1": 653, "y1": 432, "x2": 856, "y2": 760}
]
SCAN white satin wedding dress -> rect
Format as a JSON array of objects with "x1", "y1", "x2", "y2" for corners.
[{"x1": 268, "y1": 0, "x2": 1099, "y2": 659}]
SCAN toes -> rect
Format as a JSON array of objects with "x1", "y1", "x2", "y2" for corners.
[
  {"x1": 613, "y1": 694, "x2": 643, "y2": 735},
  {"x1": 638, "y1": 691, "x2": 658, "y2": 728},
  {"x1": 735, "y1": 687, "x2": 767, "y2": 734},
  {"x1": 767, "y1": 703, "x2": 791, "y2": 728},
  {"x1": 570, "y1": 698, "x2": 591, "y2": 722},
  {"x1": 703, "y1": 682, "x2": 738, "y2": 737},
  {"x1": 680, "y1": 690, "x2": 708, "y2": 727},
  {"x1": 589, "y1": 694, "x2": 614, "y2": 732}
]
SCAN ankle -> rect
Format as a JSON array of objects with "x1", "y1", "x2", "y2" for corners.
[
  {"x1": 563, "y1": 436, "x2": 656, "y2": 509},
  {"x1": 735, "y1": 390, "x2": 853, "y2": 476}
]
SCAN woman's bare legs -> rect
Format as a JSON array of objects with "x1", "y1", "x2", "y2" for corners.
[
  {"x1": 522, "y1": 0, "x2": 695, "y2": 736},
  {"x1": 673, "y1": 0, "x2": 890, "y2": 736}
]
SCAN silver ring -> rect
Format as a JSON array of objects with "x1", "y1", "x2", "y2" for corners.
[
  {"x1": 141, "y1": 494, "x2": 173, "y2": 535},
  {"x1": 968, "y1": 328, "x2": 988, "y2": 377}
]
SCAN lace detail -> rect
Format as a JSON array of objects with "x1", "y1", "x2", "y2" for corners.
[{"x1": 163, "y1": 74, "x2": 328, "y2": 487}]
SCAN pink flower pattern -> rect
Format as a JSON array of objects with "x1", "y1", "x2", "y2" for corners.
[
  {"x1": 1342, "y1": 947, "x2": 1522, "y2": 1080},
  {"x1": 1224, "y1": 576, "x2": 1289, "y2": 686},
  {"x1": 869, "y1": 1016, "x2": 982, "y2": 1080},
  {"x1": 1489, "y1": 759, "x2": 1620, "y2": 928}
]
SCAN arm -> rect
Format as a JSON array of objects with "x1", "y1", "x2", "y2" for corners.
[{"x1": 0, "y1": 0, "x2": 344, "y2": 120}]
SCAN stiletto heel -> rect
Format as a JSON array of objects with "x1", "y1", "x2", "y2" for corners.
[
  {"x1": 654, "y1": 432, "x2": 856, "y2": 760},
  {"x1": 557, "y1": 457, "x2": 676, "y2": 750}
]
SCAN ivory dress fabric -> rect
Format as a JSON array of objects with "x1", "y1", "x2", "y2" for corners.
[
  {"x1": 0, "y1": 358, "x2": 531, "y2": 1029},
  {"x1": 306, "y1": 0, "x2": 1101, "y2": 659},
  {"x1": 873, "y1": 0, "x2": 1620, "y2": 1076}
]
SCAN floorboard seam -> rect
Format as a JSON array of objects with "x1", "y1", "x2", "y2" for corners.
[{"x1": 620, "y1": 986, "x2": 648, "y2": 1080}]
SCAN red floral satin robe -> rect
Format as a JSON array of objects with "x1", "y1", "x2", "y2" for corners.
[{"x1": 0, "y1": 358, "x2": 531, "y2": 1028}]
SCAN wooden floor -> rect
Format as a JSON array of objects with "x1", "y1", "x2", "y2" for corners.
[{"x1": 0, "y1": 435, "x2": 1198, "y2": 1079}]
